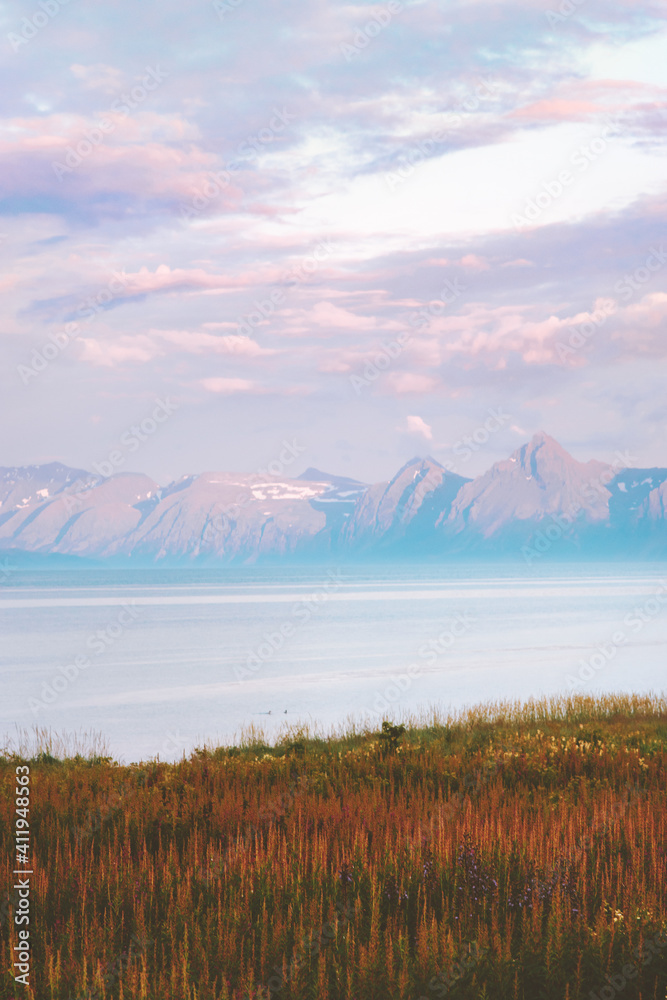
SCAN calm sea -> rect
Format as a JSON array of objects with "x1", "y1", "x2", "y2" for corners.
[{"x1": 2, "y1": 563, "x2": 666, "y2": 761}]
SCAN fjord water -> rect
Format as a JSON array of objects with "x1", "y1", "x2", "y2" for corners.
[{"x1": 2, "y1": 563, "x2": 666, "y2": 761}]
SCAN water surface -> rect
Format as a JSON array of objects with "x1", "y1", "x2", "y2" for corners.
[{"x1": 2, "y1": 563, "x2": 666, "y2": 760}]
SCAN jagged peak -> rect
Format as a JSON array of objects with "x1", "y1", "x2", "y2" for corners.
[
  {"x1": 509, "y1": 432, "x2": 575, "y2": 470},
  {"x1": 393, "y1": 455, "x2": 444, "y2": 478},
  {"x1": 523, "y1": 431, "x2": 567, "y2": 453}
]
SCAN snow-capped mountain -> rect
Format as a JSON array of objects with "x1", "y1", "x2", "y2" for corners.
[
  {"x1": 0, "y1": 461, "x2": 97, "y2": 511},
  {"x1": 608, "y1": 468, "x2": 667, "y2": 526},
  {"x1": 0, "y1": 468, "x2": 349, "y2": 561},
  {"x1": 0, "y1": 434, "x2": 665, "y2": 563}
]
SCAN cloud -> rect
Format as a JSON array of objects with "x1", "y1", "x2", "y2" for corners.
[
  {"x1": 385, "y1": 373, "x2": 439, "y2": 394},
  {"x1": 510, "y1": 98, "x2": 602, "y2": 123},
  {"x1": 201, "y1": 378, "x2": 262, "y2": 394},
  {"x1": 0, "y1": 113, "x2": 242, "y2": 224},
  {"x1": 3, "y1": 0, "x2": 667, "y2": 479},
  {"x1": 120, "y1": 266, "x2": 273, "y2": 297},
  {"x1": 69, "y1": 63, "x2": 126, "y2": 94},
  {"x1": 309, "y1": 301, "x2": 379, "y2": 330},
  {"x1": 75, "y1": 329, "x2": 275, "y2": 368},
  {"x1": 199, "y1": 377, "x2": 309, "y2": 396},
  {"x1": 78, "y1": 336, "x2": 158, "y2": 367},
  {"x1": 460, "y1": 254, "x2": 490, "y2": 270},
  {"x1": 406, "y1": 415, "x2": 433, "y2": 440},
  {"x1": 151, "y1": 330, "x2": 274, "y2": 357}
]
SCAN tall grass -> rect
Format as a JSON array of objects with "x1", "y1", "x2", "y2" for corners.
[
  {"x1": 1, "y1": 693, "x2": 666, "y2": 999},
  {"x1": 1, "y1": 725, "x2": 111, "y2": 763}
]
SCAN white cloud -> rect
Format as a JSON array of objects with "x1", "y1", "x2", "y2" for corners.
[{"x1": 406, "y1": 414, "x2": 433, "y2": 440}]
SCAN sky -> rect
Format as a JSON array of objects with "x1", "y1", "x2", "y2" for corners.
[{"x1": 1, "y1": 0, "x2": 666, "y2": 486}]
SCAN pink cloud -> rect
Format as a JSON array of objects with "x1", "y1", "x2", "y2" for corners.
[
  {"x1": 150, "y1": 330, "x2": 274, "y2": 357},
  {"x1": 107, "y1": 261, "x2": 340, "y2": 300},
  {"x1": 123, "y1": 266, "x2": 239, "y2": 294},
  {"x1": 623, "y1": 291, "x2": 667, "y2": 327},
  {"x1": 78, "y1": 336, "x2": 158, "y2": 366},
  {"x1": 420, "y1": 289, "x2": 667, "y2": 368},
  {"x1": 611, "y1": 293, "x2": 667, "y2": 356},
  {"x1": 309, "y1": 301, "x2": 379, "y2": 330},
  {"x1": 438, "y1": 304, "x2": 584, "y2": 364},
  {"x1": 318, "y1": 357, "x2": 352, "y2": 373},
  {"x1": 201, "y1": 377, "x2": 261, "y2": 394},
  {"x1": 75, "y1": 328, "x2": 275, "y2": 368},
  {"x1": 406, "y1": 337, "x2": 442, "y2": 366},
  {"x1": 511, "y1": 99, "x2": 601, "y2": 122},
  {"x1": 385, "y1": 372, "x2": 439, "y2": 394},
  {"x1": 0, "y1": 112, "x2": 248, "y2": 216},
  {"x1": 200, "y1": 377, "x2": 310, "y2": 396},
  {"x1": 507, "y1": 80, "x2": 667, "y2": 135},
  {"x1": 276, "y1": 300, "x2": 405, "y2": 340},
  {"x1": 459, "y1": 254, "x2": 490, "y2": 270}
]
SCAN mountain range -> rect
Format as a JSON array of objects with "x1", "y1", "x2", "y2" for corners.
[{"x1": 1, "y1": 433, "x2": 666, "y2": 564}]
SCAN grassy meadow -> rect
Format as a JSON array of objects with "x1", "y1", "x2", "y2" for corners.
[{"x1": 2, "y1": 693, "x2": 667, "y2": 1000}]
